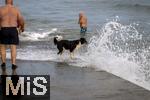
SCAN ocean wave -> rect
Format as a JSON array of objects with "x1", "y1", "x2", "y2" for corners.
[
  {"x1": 70, "y1": 20, "x2": 150, "y2": 91},
  {"x1": 6, "y1": 19, "x2": 150, "y2": 91},
  {"x1": 115, "y1": 4, "x2": 150, "y2": 10},
  {"x1": 19, "y1": 28, "x2": 58, "y2": 41}
]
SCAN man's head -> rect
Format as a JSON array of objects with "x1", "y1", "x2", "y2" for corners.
[
  {"x1": 79, "y1": 11, "x2": 84, "y2": 17},
  {"x1": 5, "y1": 0, "x2": 13, "y2": 5}
]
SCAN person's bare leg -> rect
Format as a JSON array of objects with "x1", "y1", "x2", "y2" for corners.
[
  {"x1": 0, "y1": 44, "x2": 6, "y2": 64},
  {"x1": 10, "y1": 45, "x2": 17, "y2": 65}
]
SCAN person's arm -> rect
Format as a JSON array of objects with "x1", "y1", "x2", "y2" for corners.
[
  {"x1": 78, "y1": 16, "x2": 81, "y2": 24},
  {"x1": 17, "y1": 8, "x2": 25, "y2": 32},
  {"x1": 86, "y1": 17, "x2": 88, "y2": 27},
  {"x1": 0, "y1": 7, "x2": 2, "y2": 29}
]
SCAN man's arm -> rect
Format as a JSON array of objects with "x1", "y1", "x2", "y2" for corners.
[
  {"x1": 78, "y1": 16, "x2": 81, "y2": 24},
  {"x1": 17, "y1": 8, "x2": 25, "y2": 32},
  {"x1": 0, "y1": 7, "x2": 2, "y2": 29},
  {"x1": 85, "y1": 17, "x2": 88, "y2": 26}
]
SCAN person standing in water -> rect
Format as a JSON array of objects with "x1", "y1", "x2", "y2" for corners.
[
  {"x1": 78, "y1": 11, "x2": 87, "y2": 37},
  {"x1": 0, "y1": 0, "x2": 25, "y2": 69}
]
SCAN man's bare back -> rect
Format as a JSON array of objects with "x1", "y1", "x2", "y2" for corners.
[
  {"x1": 78, "y1": 12, "x2": 87, "y2": 28},
  {"x1": 0, "y1": 4, "x2": 24, "y2": 31},
  {"x1": 78, "y1": 12, "x2": 87, "y2": 36}
]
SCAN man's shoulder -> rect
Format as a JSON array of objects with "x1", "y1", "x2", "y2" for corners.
[
  {"x1": 10, "y1": 6, "x2": 19, "y2": 10},
  {"x1": 14, "y1": 6, "x2": 21, "y2": 13},
  {"x1": 0, "y1": 6, "x2": 5, "y2": 10},
  {"x1": 0, "y1": 5, "x2": 17, "y2": 10},
  {"x1": 0, "y1": 6, "x2": 5, "y2": 13}
]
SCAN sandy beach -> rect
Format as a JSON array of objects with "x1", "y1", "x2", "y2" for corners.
[{"x1": 0, "y1": 60, "x2": 150, "y2": 100}]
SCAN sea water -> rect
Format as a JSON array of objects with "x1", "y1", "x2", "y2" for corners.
[{"x1": 0, "y1": 0, "x2": 150, "y2": 90}]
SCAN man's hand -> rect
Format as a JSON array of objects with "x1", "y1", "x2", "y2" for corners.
[
  {"x1": 20, "y1": 27, "x2": 24, "y2": 32},
  {"x1": 17, "y1": 26, "x2": 24, "y2": 34}
]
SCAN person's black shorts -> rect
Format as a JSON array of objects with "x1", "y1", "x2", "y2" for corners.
[
  {"x1": 80, "y1": 27, "x2": 87, "y2": 38},
  {"x1": 0, "y1": 27, "x2": 19, "y2": 45},
  {"x1": 80, "y1": 27, "x2": 87, "y2": 34}
]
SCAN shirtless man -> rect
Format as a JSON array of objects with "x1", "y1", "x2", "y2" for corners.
[
  {"x1": 78, "y1": 11, "x2": 87, "y2": 37},
  {"x1": 0, "y1": 0, "x2": 25, "y2": 69}
]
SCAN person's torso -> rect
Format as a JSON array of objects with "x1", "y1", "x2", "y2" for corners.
[
  {"x1": 0, "y1": 5, "x2": 18, "y2": 27},
  {"x1": 80, "y1": 16, "x2": 87, "y2": 27}
]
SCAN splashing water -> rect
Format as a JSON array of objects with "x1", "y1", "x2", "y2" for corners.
[
  {"x1": 19, "y1": 28, "x2": 58, "y2": 41},
  {"x1": 71, "y1": 20, "x2": 150, "y2": 90},
  {"x1": 5, "y1": 18, "x2": 150, "y2": 90}
]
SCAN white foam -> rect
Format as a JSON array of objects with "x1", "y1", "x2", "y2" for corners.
[
  {"x1": 5, "y1": 20, "x2": 150, "y2": 91},
  {"x1": 19, "y1": 28, "x2": 57, "y2": 41},
  {"x1": 69, "y1": 21, "x2": 150, "y2": 91}
]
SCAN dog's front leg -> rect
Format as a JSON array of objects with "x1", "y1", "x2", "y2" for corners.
[{"x1": 70, "y1": 53, "x2": 74, "y2": 59}]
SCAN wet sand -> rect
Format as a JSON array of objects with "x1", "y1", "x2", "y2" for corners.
[{"x1": 0, "y1": 60, "x2": 150, "y2": 100}]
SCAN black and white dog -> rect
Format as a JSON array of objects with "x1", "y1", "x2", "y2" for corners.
[{"x1": 54, "y1": 35, "x2": 87, "y2": 59}]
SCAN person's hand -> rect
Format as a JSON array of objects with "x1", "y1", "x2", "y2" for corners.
[
  {"x1": 17, "y1": 27, "x2": 24, "y2": 34},
  {"x1": 20, "y1": 27, "x2": 24, "y2": 32}
]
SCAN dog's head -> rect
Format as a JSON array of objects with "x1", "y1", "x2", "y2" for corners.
[
  {"x1": 54, "y1": 35, "x2": 63, "y2": 41},
  {"x1": 80, "y1": 38, "x2": 87, "y2": 44},
  {"x1": 54, "y1": 35, "x2": 63, "y2": 45}
]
